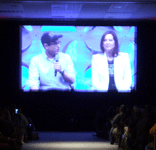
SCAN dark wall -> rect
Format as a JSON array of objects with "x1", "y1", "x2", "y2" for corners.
[{"x1": 0, "y1": 19, "x2": 156, "y2": 131}]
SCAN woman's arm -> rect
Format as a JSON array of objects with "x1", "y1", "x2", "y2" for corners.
[{"x1": 123, "y1": 54, "x2": 132, "y2": 90}]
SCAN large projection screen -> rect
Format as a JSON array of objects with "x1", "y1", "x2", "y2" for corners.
[{"x1": 21, "y1": 25, "x2": 137, "y2": 92}]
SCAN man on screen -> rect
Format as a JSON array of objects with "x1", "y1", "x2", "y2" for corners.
[{"x1": 28, "y1": 32, "x2": 75, "y2": 91}]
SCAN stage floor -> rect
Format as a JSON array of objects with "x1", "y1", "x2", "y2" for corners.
[{"x1": 22, "y1": 132, "x2": 118, "y2": 150}]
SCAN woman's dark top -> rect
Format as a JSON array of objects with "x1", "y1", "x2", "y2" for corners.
[{"x1": 108, "y1": 59, "x2": 117, "y2": 91}]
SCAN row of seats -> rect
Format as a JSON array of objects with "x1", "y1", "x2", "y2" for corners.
[{"x1": 94, "y1": 104, "x2": 156, "y2": 150}]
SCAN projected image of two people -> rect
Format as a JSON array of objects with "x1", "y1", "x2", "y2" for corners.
[{"x1": 21, "y1": 26, "x2": 137, "y2": 92}]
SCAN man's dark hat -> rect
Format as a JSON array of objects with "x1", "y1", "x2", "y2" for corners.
[{"x1": 41, "y1": 32, "x2": 63, "y2": 45}]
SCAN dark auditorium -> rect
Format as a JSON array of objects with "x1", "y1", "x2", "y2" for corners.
[{"x1": 1, "y1": 0, "x2": 156, "y2": 150}]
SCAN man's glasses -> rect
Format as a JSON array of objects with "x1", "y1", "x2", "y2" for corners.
[{"x1": 50, "y1": 41, "x2": 61, "y2": 47}]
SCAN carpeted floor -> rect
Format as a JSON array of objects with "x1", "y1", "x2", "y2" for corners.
[{"x1": 21, "y1": 132, "x2": 118, "y2": 150}]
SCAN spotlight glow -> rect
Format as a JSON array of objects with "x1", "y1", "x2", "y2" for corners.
[{"x1": 24, "y1": 142, "x2": 118, "y2": 150}]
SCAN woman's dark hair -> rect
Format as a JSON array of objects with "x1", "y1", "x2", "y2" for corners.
[{"x1": 100, "y1": 30, "x2": 119, "y2": 57}]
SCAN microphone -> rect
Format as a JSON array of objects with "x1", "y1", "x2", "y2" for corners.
[{"x1": 55, "y1": 54, "x2": 59, "y2": 77}]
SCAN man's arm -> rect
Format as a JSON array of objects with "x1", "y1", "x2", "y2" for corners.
[
  {"x1": 53, "y1": 62, "x2": 75, "y2": 84},
  {"x1": 28, "y1": 57, "x2": 40, "y2": 91},
  {"x1": 61, "y1": 69, "x2": 75, "y2": 84}
]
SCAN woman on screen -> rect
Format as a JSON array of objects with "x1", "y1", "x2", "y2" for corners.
[{"x1": 92, "y1": 31, "x2": 132, "y2": 92}]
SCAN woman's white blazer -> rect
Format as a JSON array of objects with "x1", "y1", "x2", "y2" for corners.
[{"x1": 92, "y1": 52, "x2": 132, "y2": 92}]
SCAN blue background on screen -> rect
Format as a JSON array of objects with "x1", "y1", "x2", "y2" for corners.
[{"x1": 21, "y1": 26, "x2": 137, "y2": 91}]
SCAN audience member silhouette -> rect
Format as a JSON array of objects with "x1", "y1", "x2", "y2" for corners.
[
  {"x1": 27, "y1": 118, "x2": 39, "y2": 140},
  {"x1": 133, "y1": 106, "x2": 154, "y2": 150},
  {"x1": 0, "y1": 103, "x2": 39, "y2": 150},
  {"x1": 110, "y1": 104, "x2": 126, "y2": 145},
  {"x1": 106, "y1": 106, "x2": 116, "y2": 139},
  {"x1": 0, "y1": 106, "x2": 21, "y2": 150}
]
